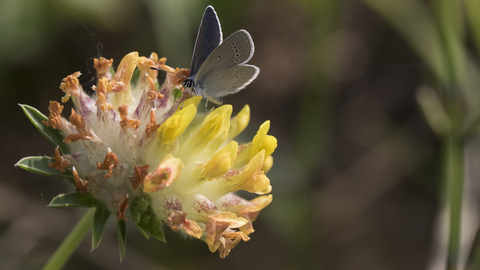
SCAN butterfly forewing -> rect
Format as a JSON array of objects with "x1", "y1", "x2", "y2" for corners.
[
  {"x1": 189, "y1": 6, "x2": 223, "y2": 78},
  {"x1": 194, "y1": 30, "x2": 255, "y2": 84}
]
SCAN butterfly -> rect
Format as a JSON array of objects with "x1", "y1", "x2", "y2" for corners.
[{"x1": 180, "y1": 5, "x2": 259, "y2": 105}]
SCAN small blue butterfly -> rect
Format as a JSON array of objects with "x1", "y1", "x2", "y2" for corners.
[{"x1": 182, "y1": 5, "x2": 259, "y2": 104}]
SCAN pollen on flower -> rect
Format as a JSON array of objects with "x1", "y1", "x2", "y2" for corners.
[
  {"x1": 118, "y1": 105, "x2": 141, "y2": 130},
  {"x1": 63, "y1": 109, "x2": 92, "y2": 143},
  {"x1": 72, "y1": 167, "x2": 89, "y2": 194},
  {"x1": 132, "y1": 164, "x2": 149, "y2": 190},
  {"x1": 42, "y1": 101, "x2": 64, "y2": 129},
  {"x1": 94, "y1": 78, "x2": 115, "y2": 112},
  {"x1": 93, "y1": 57, "x2": 113, "y2": 80},
  {"x1": 117, "y1": 195, "x2": 129, "y2": 221},
  {"x1": 96, "y1": 148, "x2": 119, "y2": 178},
  {"x1": 145, "y1": 109, "x2": 160, "y2": 138},
  {"x1": 49, "y1": 147, "x2": 70, "y2": 173},
  {"x1": 59, "y1": 71, "x2": 81, "y2": 103}
]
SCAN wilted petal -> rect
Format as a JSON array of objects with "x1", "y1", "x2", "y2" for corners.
[{"x1": 143, "y1": 155, "x2": 183, "y2": 193}]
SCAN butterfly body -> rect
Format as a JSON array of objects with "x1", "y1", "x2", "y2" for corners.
[{"x1": 183, "y1": 5, "x2": 259, "y2": 104}]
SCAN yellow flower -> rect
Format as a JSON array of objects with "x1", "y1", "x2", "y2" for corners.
[
  {"x1": 19, "y1": 51, "x2": 276, "y2": 259},
  {"x1": 203, "y1": 141, "x2": 238, "y2": 178},
  {"x1": 195, "y1": 105, "x2": 232, "y2": 143},
  {"x1": 156, "y1": 104, "x2": 197, "y2": 144},
  {"x1": 228, "y1": 105, "x2": 250, "y2": 140}
]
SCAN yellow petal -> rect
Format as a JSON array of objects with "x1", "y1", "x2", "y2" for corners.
[
  {"x1": 228, "y1": 105, "x2": 250, "y2": 140},
  {"x1": 205, "y1": 212, "x2": 248, "y2": 253},
  {"x1": 208, "y1": 212, "x2": 248, "y2": 229},
  {"x1": 237, "y1": 150, "x2": 271, "y2": 194},
  {"x1": 261, "y1": 135, "x2": 277, "y2": 158},
  {"x1": 176, "y1": 96, "x2": 203, "y2": 112},
  {"x1": 251, "y1": 120, "x2": 270, "y2": 159},
  {"x1": 157, "y1": 104, "x2": 196, "y2": 144},
  {"x1": 167, "y1": 211, "x2": 203, "y2": 239},
  {"x1": 203, "y1": 141, "x2": 238, "y2": 178},
  {"x1": 113, "y1": 51, "x2": 139, "y2": 85},
  {"x1": 232, "y1": 120, "x2": 275, "y2": 168},
  {"x1": 196, "y1": 105, "x2": 232, "y2": 142},
  {"x1": 262, "y1": 155, "x2": 273, "y2": 173}
]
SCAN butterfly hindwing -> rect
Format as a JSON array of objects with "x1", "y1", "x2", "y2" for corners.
[{"x1": 197, "y1": 64, "x2": 259, "y2": 99}]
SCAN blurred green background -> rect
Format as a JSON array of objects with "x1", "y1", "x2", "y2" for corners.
[{"x1": 3, "y1": 0, "x2": 480, "y2": 269}]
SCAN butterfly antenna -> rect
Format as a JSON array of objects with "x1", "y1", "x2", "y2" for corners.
[{"x1": 150, "y1": 67, "x2": 188, "y2": 79}]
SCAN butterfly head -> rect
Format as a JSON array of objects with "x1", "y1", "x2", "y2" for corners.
[{"x1": 183, "y1": 78, "x2": 194, "y2": 89}]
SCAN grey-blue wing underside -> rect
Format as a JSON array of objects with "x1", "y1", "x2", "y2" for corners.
[
  {"x1": 194, "y1": 30, "x2": 259, "y2": 100},
  {"x1": 196, "y1": 65, "x2": 259, "y2": 100}
]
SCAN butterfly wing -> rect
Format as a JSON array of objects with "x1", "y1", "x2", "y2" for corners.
[
  {"x1": 194, "y1": 30, "x2": 259, "y2": 99},
  {"x1": 198, "y1": 65, "x2": 259, "y2": 103},
  {"x1": 189, "y1": 6, "x2": 223, "y2": 78}
]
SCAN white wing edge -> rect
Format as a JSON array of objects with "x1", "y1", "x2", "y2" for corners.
[
  {"x1": 223, "y1": 29, "x2": 255, "y2": 63},
  {"x1": 233, "y1": 64, "x2": 260, "y2": 93}
]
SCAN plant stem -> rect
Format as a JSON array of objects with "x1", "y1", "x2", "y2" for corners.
[
  {"x1": 445, "y1": 136, "x2": 464, "y2": 270},
  {"x1": 42, "y1": 208, "x2": 95, "y2": 270}
]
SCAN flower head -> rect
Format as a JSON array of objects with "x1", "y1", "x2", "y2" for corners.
[{"x1": 16, "y1": 52, "x2": 276, "y2": 259}]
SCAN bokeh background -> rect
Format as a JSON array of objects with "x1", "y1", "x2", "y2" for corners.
[{"x1": 2, "y1": 0, "x2": 480, "y2": 269}]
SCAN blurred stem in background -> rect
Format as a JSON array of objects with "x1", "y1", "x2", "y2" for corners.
[
  {"x1": 361, "y1": 0, "x2": 480, "y2": 269},
  {"x1": 42, "y1": 209, "x2": 95, "y2": 270}
]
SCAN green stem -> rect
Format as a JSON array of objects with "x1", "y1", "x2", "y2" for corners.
[
  {"x1": 445, "y1": 137, "x2": 464, "y2": 270},
  {"x1": 42, "y1": 208, "x2": 95, "y2": 270}
]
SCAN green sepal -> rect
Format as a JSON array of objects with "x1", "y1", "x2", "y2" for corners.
[
  {"x1": 117, "y1": 219, "x2": 127, "y2": 261},
  {"x1": 15, "y1": 156, "x2": 74, "y2": 186},
  {"x1": 136, "y1": 223, "x2": 150, "y2": 239},
  {"x1": 92, "y1": 205, "x2": 111, "y2": 251},
  {"x1": 49, "y1": 192, "x2": 98, "y2": 208},
  {"x1": 19, "y1": 104, "x2": 69, "y2": 153},
  {"x1": 132, "y1": 198, "x2": 149, "y2": 210},
  {"x1": 130, "y1": 207, "x2": 140, "y2": 223},
  {"x1": 140, "y1": 217, "x2": 165, "y2": 242}
]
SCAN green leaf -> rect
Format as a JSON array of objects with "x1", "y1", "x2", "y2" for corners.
[
  {"x1": 92, "y1": 205, "x2": 111, "y2": 251},
  {"x1": 15, "y1": 156, "x2": 74, "y2": 186},
  {"x1": 117, "y1": 219, "x2": 126, "y2": 261},
  {"x1": 19, "y1": 104, "x2": 69, "y2": 153},
  {"x1": 49, "y1": 193, "x2": 98, "y2": 208}
]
